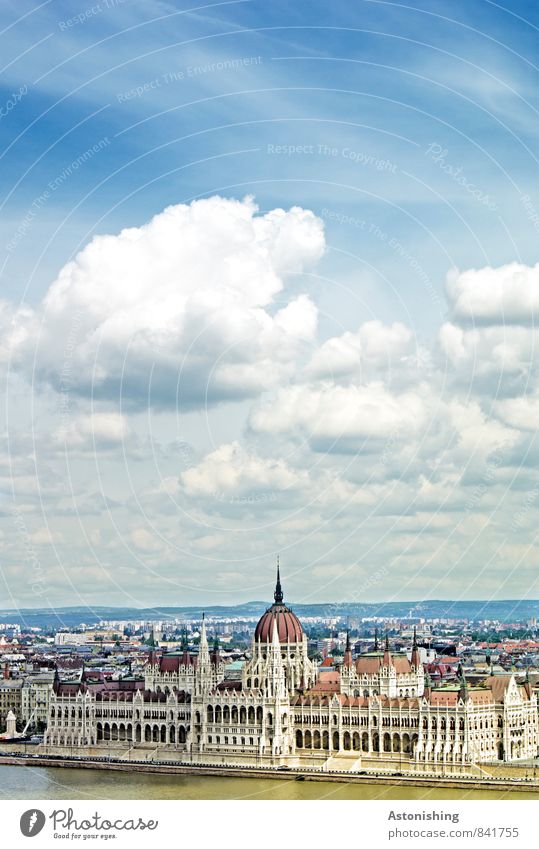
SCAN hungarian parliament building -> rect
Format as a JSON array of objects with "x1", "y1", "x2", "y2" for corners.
[{"x1": 43, "y1": 568, "x2": 539, "y2": 769}]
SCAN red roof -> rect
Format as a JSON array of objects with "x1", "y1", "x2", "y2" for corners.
[
  {"x1": 355, "y1": 654, "x2": 412, "y2": 674},
  {"x1": 254, "y1": 604, "x2": 303, "y2": 643},
  {"x1": 309, "y1": 671, "x2": 341, "y2": 693}
]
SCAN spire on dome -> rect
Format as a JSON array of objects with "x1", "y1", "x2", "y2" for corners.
[{"x1": 274, "y1": 556, "x2": 283, "y2": 604}]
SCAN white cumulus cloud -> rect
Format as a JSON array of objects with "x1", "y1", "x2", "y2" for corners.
[
  {"x1": 446, "y1": 261, "x2": 539, "y2": 325},
  {"x1": 249, "y1": 381, "x2": 429, "y2": 450},
  {"x1": 181, "y1": 441, "x2": 303, "y2": 498},
  {"x1": 9, "y1": 196, "x2": 325, "y2": 410}
]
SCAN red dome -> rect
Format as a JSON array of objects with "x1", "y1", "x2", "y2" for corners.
[{"x1": 254, "y1": 604, "x2": 303, "y2": 643}]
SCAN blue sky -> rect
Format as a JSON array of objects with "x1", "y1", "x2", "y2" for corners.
[{"x1": 1, "y1": 0, "x2": 539, "y2": 609}]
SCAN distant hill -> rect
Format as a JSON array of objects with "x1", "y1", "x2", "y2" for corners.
[{"x1": 1, "y1": 599, "x2": 538, "y2": 630}]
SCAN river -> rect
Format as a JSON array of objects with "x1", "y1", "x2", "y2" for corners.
[{"x1": 1, "y1": 765, "x2": 538, "y2": 800}]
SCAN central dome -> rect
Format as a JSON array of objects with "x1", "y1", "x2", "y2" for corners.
[{"x1": 254, "y1": 563, "x2": 303, "y2": 643}]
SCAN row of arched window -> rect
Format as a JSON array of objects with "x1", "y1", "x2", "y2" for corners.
[{"x1": 206, "y1": 705, "x2": 265, "y2": 724}]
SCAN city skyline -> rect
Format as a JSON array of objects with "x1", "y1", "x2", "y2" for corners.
[{"x1": 1, "y1": 1, "x2": 539, "y2": 609}]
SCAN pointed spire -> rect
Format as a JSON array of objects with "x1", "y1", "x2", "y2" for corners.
[
  {"x1": 411, "y1": 626, "x2": 421, "y2": 669},
  {"x1": 523, "y1": 665, "x2": 532, "y2": 698},
  {"x1": 211, "y1": 634, "x2": 221, "y2": 666},
  {"x1": 383, "y1": 632, "x2": 393, "y2": 667},
  {"x1": 343, "y1": 629, "x2": 353, "y2": 667},
  {"x1": 179, "y1": 628, "x2": 191, "y2": 666},
  {"x1": 274, "y1": 556, "x2": 283, "y2": 604},
  {"x1": 199, "y1": 614, "x2": 208, "y2": 652},
  {"x1": 374, "y1": 627, "x2": 379, "y2": 651},
  {"x1": 458, "y1": 664, "x2": 468, "y2": 701},
  {"x1": 272, "y1": 617, "x2": 280, "y2": 648}
]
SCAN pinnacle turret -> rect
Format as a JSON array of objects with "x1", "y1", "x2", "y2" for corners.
[{"x1": 274, "y1": 556, "x2": 283, "y2": 604}]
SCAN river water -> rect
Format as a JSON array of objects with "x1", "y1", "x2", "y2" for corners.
[{"x1": 1, "y1": 766, "x2": 538, "y2": 800}]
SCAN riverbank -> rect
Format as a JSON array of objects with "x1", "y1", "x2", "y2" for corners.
[{"x1": 2, "y1": 753, "x2": 538, "y2": 795}]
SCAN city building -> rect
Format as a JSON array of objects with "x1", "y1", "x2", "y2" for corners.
[
  {"x1": 54, "y1": 633, "x2": 87, "y2": 646},
  {"x1": 0, "y1": 678, "x2": 23, "y2": 732},
  {"x1": 21, "y1": 671, "x2": 56, "y2": 730},
  {"x1": 42, "y1": 567, "x2": 539, "y2": 768}
]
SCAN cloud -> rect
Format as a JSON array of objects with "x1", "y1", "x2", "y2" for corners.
[
  {"x1": 446, "y1": 262, "x2": 539, "y2": 325},
  {"x1": 249, "y1": 381, "x2": 429, "y2": 450},
  {"x1": 438, "y1": 321, "x2": 536, "y2": 395},
  {"x1": 495, "y1": 394, "x2": 539, "y2": 432},
  {"x1": 54, "y1": 413, "x2": 131, "y2": 450},
  {"x1": 9, "y1": 196, "x2": 325, "y2": 410},
  {"x1": 130, "y1": 528, "x2": 165, "y2": 553},
  {"x1": 29, "y1": 527, "x2": 63, "y2": 545},
  {"x1": 181, "y1": 441, "x2": 303, "y2": 498},
  {"x1": 306, "y1": 320, "x2": 414, "y2": 380}
]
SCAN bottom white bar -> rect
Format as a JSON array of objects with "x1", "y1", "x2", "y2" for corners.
[{"x1": 1, "y1": 799, "x2": 539, "y2": 848}]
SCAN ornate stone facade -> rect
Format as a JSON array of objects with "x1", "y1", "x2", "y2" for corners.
[{"x1": 44, "y1": 569, "x2": 539, "y2": 767}]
